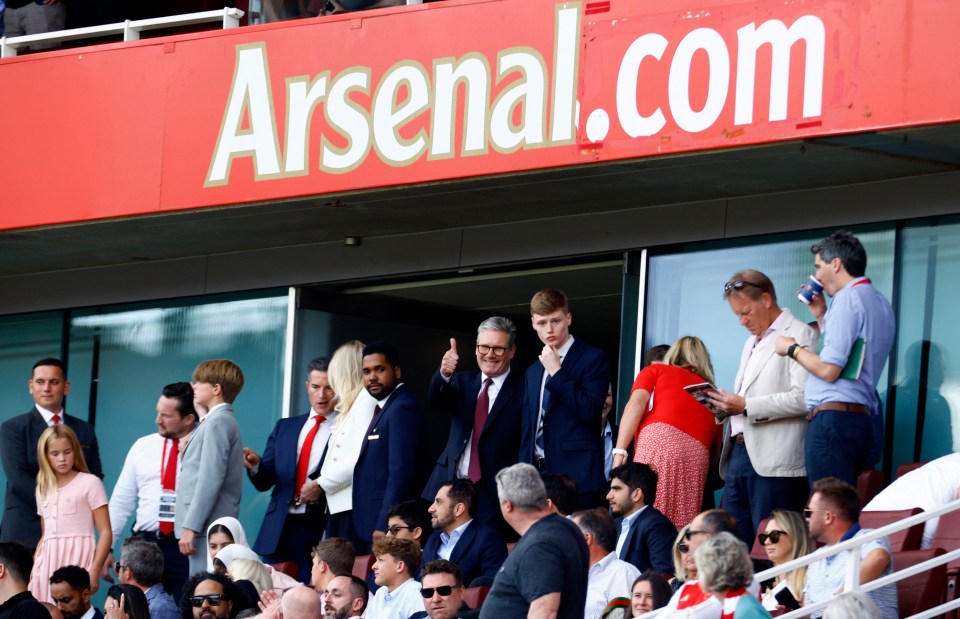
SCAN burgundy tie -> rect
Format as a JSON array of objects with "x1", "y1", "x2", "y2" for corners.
[
  {"x1": 294, "y1": 416, "x2": 324, "y2": 502},
  {"x1": 365, "y1": 405, "x2": 382, "y2": 436},
  {"x1": 51, "y1": 414, "x2": 60, "y2": 425},
  {"x1": 468, "y1": 379, "x2": 492, "y2": 482},
  {"x1": 159, "y1": 438, "x2": 178, "y2": 534}
]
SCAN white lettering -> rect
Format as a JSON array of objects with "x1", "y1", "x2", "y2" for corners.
[
  {"x1": 321, "y1": 68, "x2": 372, "y2": 173},
  {"x1": 490, "y1": 49, "x2": 547, "y2": 152},
  {"x1": 284, "y1": 75, "x2": 328, "y2": 174},
  {"x1": 431, "y1": 55, "x2": 490, "y2": 158},
  {"x1": 373, "y1": 62, "x2": 430, "y2": 166},
  {"x1": 616, "y1": 33, "x2": 668, "y2": 138},
  {"x1": 550, "y1": 4, "x2": 580, "y2": 143},
  {"x1": 668, "y1": 28, "x2": 730, "y2": 133}
]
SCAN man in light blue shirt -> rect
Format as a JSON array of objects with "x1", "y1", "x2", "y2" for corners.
[
  {"x1": 776, "y1": 231, "x2": 895, "y2": 485},
  {"x1": 118, "y1": 538, "x2": 180, "y2": 619}
]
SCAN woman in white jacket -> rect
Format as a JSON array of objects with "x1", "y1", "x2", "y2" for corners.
[{"x1": 319, "y1": 340, "x2": 378, "y2": 550}]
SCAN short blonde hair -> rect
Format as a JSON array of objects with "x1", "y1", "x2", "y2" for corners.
[
  {"x1": 192, "y1": 359, "x2": 245, "y2": 403},
  {"x1": 664, "y1": 336, "x2": 715, "y2": 384},
  {"x1": 227, "y1": 559, "x2": 272, "y2": 596},
  {"x1": 36, "y1": 425, "x2": 89, "y2": 500},
  {"x1": 327, "y1": 340, "x2": 365, "y2": 417}
]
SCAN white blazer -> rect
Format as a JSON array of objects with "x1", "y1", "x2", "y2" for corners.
[{"x1": 318, "y1": 389, "x2": 377, "y2": 514}]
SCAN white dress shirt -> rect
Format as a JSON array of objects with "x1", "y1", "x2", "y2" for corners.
[
  {"x1": 454, "y1": 370, "x2": 510, "y2": 478},
  {"x1": 365, "y1": 577, "x2": 425, "y2": 619},
  {"x1": 288, "y1": 409, "x2": 338, "y2": 514},
  {"x1": 437, "y1": 519, "x2": 473, "y2": 561},
  {"x1": 584, "y1": 552, "x2": 640, "y2": 619},
  {"x1": 108, "y1": 433, "x2": 180, "y2": 541},
  {"x1": 615, "y1": 505, "x2": 645, "y2": 557},
  {"x1": 36, "y1": 404, "x2": 65, "y2": 425}
]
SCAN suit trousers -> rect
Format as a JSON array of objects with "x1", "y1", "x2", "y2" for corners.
[
  {"x1": 721, "y1": 442, "x2": 809, "y2": 548},
  {"x1": 188, "y1": 534, "x2": 207, "y2": 575}
]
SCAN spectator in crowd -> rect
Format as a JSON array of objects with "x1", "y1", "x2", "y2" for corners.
[
  {"x1": 573, "y1": 508, "x2": 640, "y2": 619},
  {"x1": 521, "y1": 289, "x2": 610, "y2": 509},
  {"x1": 30, "y1": 427, "x2": 111, "y2": 602},
  {"x1": 225, "y1": 561, "x2": 271, "y2": 599},
  {"x1": 601, "y1": 384, "x2": 616, "y2": 479},
  {"x1": 353, "y1": 342, "x2": 429, "y2": 554},
  {"x1": 776, "y1": 231, "x2": 895, "y2": 485},
  {"x1": 423, "y1": 317, "x2": 524, "y2": 532},
  {"x1": 107, "y1": 382, "x2": 196, "y2": 600},
  {"x1": 420, "y1": 560, "x2": 468, "y2": 619},
  {"x1": 607, "y1": 463, "x2": 676, "y2": 575},
  {"x1": 669, "y1": 527, "x2": 691, "y2": 593},
  {"x1": 0, "y1": 542, "x2": 48, "y2": 619},
  {"x1": 179, "y1": 572, "x2": 243, "y2": 619},
  {"x1": 309, "y1": 538, "x2": 356, "y2": 599},
  {"x1": 279, "y1": 586, "x2": 320, "y2": 619},
  {"x1": 758, "y1": 510, "x2": 814, "y2": 612},
  {"x1": 47, "y1": 567, "x2": 101, "y2": 619},
  {"x1": 245, "y1": 356, "x2": 337, "y2": 581},
  {"x1": 1, "y1": 0, "x2": 65, "y2": 51},
  {"x1": 104, "y1": 585, "x2": 149, "y2": 619},
  {"x1": 708, "y1": 270, "x2": 816, "y2": 546},
  {"x1": 480, "y1": 463, "x2": 588, "y2": 619},
  {"x1": 822, "y1": 591, "x2": 881, "y2": 619},
  {"x1": 116, "y1": 537, "x2": 180, "y2": 619},
  {"x1": 205, "y1": 517, "x2": 249, "y2": 572},
  {"x1": 385, "y1": 500, "x2": 433, "y2": 548},
  {"x1": 319, "y1": 341, "x2": 378, "y2": 552},
  {"x1": 322, "y1": 575, "x2": 367, "y2": 619},
  {"x1": 613, "y1": 337, "x2": 722, "y2": 529},
  {"x1": 542, "y1": 474, "x2": 579, "y2": 518},
  {"x1": 803, "y1": 477, "x2": 897, "y2": 619},
  {"x1": 630, "y1": 571, "x2": 672, "y2": 616},
  {"x1": 367, "y1": 538, "x2": 425, "y2": 619},
  {"x1": 2, "y1": 358, "x2": 103, "y2": 550},
  {"x1": 176, "y1": 360, "x2": 245, "y2": 574},
  {"x1": 423, "y1": 480, "x2": 506, "y2": 587},
  {"x1": 694, "y1": 533, "x2": 770, "y2": 618},
  {"x1": 645, "y1": 346, "x2": 669, "y2": 366},
  {"x1": 212, "y1": 545, "x2": 297, "y2": 594}
]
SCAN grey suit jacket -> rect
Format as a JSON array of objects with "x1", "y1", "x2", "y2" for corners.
[
  {"x1": 719, "y1": 309, "x2": 817, "y2": 478},
  {"x1": 175, "y1": 405, "x2": 243, "y2": 536}
]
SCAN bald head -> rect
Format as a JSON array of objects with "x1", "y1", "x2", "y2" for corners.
[{"x1": 281, "y1": 586, "x2": 321, "y2": 619}]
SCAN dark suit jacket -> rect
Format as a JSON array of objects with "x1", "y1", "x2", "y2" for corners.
[
  {"x1": 617, "y1": 506, "x2": 677, "y2": 574},
  {"x1": 422, "y1": 369, "x2": 523, "y2": 519},
  {"x1": 422, "y1": 520, "x2": 508, "y2": 586},
  {"x1": 520, "y1": 339, "x2": 610, "y2": 494},
  {"x1": 352, "y1": 385, "x2": 428, "y2": 544},
  {"x1": 0, "y1": 407, "x2": 102, "y2": 547},
  {"x1": 248, "y1": 414, "x2": 326, "y2": 556}
]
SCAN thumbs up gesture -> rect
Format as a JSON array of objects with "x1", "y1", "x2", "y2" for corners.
[{"x1": 440, "y1": 338, "x2": 459, "y2": 378}]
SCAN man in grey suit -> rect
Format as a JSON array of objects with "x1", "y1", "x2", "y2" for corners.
[
  {"x1": 708, "y1": 270, "x2": 816, "y2": 547},
  {"x1": 176, "y1": 359, "x2": 245, "y2": 574},
  {"x1": 0, "y1": 357, "x2": 102, "y2": 549}
]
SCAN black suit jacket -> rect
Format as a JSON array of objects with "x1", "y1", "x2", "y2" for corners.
[
  {"x1": 0, "y1": 407, "x2": 102, "y2": 546},
  {"x1": 422, "y1": 520, "x2": 508, "y2": 586},
  {"x1": 617, "y1": 506, "x2": 677, "y2": 574},
  {"x1": 422, "y1": 369, "x2": 523, "y2": 520}
]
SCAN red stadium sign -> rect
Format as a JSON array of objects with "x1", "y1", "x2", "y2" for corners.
[{"x1": 1, "y1": 0, "x2": 958, "y2": 229}]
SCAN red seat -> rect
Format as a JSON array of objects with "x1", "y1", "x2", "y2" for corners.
[
  {"x1": 928, "y1": 508, "x2": 960, "y2": 618},
  {"x1": 857, "y1": 469, "x2": 885, "y2": 507},
  {"x1": 860, "y1": 508, "x2": 924, "y2": 552},
  {"x1": 270, "y1": 561, "x2": 299, "y2": 579},
  {"x1": 896, "y1": 461, "x2": 928, "y2": 479},
  {"x1": 894, "y1": 548, "x2": 947, "y2": 617},
  {"x1": 462, "y1": 586, "x2": 490, "y2": 609},
  {"x1": 352, "y1": 554, "x2": 374, "y2": 580},
  {"x1": 750, "y1": 518, "x2": 771, "y2": 562}
]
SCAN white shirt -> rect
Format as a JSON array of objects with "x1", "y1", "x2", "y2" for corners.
[
  {"x1": 584, "y1": 552, "x2": 640, "y2": 619},
  {"x1": 615, "y1": 505, "x2": 646, "y2": 557},
  {"x1": 365, "y1": 577, "x2": 424, "y2": 619},
  {"x1": 36, "y1": 404, "x2": 65, "y2": 425},
  {"x1": 535, "y1": 335, "x2": 575, "y2": 459},
  {"x1": 108, "y1": 433, "x2": 181, "y2": 541},
  {"x1": 79, "y1": 607, "x2": 96, "y2": 619},
  {"x1": 454, "y1": 369, "x2": 511, "y2": 478},
  {"x1": 288, "y1": 409, "x2": 338, "y2": 514},
  {"x1": 730, "y1": 309, "x2": 788, "y2": 436},
  {"x1": 438, "y1": 519, "x2": 473, "y2": 561}
]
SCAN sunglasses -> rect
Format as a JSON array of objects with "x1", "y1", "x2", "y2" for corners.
[
  {"x1": 803, "y1": 508, "x2": 827, "y2": 518},
  {"x1": 113, "y1": 562, "x2": 125, "y2": 573},
  {"x1": 723, "y1": 280, "x2": 763, "y2": 293},
  {"x1": 189, "y1": 595, "x2": 225, "y2": 607},
  {"x1": 677, "y1": 542, "x2": 690, "y2": 553},
  {"x1": 684, "y1": 529, "x2": 708, "y2": 541},
  {"x1": 758, "y1": 530, "x2": 789, "y2": 545},
  {"x1": 420, "y1": 586, "x2": 458, "y2": 598}
]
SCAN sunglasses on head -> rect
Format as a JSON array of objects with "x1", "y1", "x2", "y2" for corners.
[
  {"x1": 189, "y1": 595, "x2": 225, "y2": 607},
  {"x1": 420, "y1": 586, "x2": 457, "y2": 598},
  {"x1": 758, "y1": 530, "x2": 788, "y2": 545},
  {"x1": 723, "y1": 280, "x2": 763, "y2": 293}
]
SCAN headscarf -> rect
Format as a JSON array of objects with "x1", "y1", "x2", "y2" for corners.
[{"x1": 206, "y1": 516, "x2": 250, "y2": 571}]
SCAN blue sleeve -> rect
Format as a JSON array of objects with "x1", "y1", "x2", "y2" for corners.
[
  {"x1": 249, "y1": 420, "x2": 281, "y2": 491},
  {"x1": 819, "y1": 291, "x2": 864, "y2": 368}
]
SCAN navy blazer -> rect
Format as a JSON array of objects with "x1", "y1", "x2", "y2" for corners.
[
  {"x1": 519, "y1": 339, "x2": 610, "y2": 494},
  {"x1": 617, "y1": 506, "x2": 677, "y2": 574},
  {"x1": 422, "y1": 520, "x2": 508, "y2": 586},
  {"x1": 352, "y1": 385, "x2": 428, "y2": 545},
  {"x1": 0, "y1": 407, "x2": 102, "y2": 547},
  {"x1": 422, "y1": 369, "x2": 523, "y2": 513},
  {"x1": 248, "y1": 414, "x2": 326, "y2": 556}
]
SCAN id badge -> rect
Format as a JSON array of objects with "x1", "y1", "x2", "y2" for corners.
[{"x1": 159, "y1": 490, "x2": 176, "y2": 523}]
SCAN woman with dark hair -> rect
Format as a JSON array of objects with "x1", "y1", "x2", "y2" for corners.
[
  {"x1": 105, "y1": 584, "x2": 151, "y2": 619},
  {"x1": 631, "y1": 570, "x2": 672, "y2": 616}
]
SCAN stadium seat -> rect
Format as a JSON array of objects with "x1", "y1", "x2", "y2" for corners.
[
  {"x1": 352, "y1": 554, "x2": 374, "y2": 580},
  {"x1": 860, "y1": 508, "x2": 924, "y2": 552},
  {"x1": 462, "y1": 586, "x2": 490, "y2": 609},
  {"x1": 271, "y1": 561, "x2": 299, "y2": 578},
  {"x1": 895, "y1": 461, "x2": 928, "y2": 479},
  {"x1": 857, "y1": 469, "x2": 885, "y2": 506},
  {"x1": 894, "y1": 548, "x2": 947, "y2": 617}
]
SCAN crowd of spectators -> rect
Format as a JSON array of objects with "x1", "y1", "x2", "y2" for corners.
[{"x1": 0, "y1": 230, "x2": 916, "y2": 618}]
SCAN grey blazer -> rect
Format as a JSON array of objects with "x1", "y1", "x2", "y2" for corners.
[
  {"x1": 719, "y1": 309, "x2": 817, "y2": 478},
  {"x1": 175, "y1": 405, "x2": 244, "y2": 536}
]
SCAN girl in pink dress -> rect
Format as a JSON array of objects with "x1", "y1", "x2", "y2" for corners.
[{"x1": 28, "y1": 425, "x2": 112, "y2": 603}]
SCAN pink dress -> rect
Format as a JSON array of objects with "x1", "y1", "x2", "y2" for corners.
[{"x1": 29, "y1": 472, "x2": 108, "y2": 603}]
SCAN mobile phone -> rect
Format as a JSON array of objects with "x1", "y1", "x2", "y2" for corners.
[{"x1": 775, "y1": 587, "x2": 801, "y2": 610}]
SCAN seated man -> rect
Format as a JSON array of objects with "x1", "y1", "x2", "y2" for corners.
[
  {"x1": 607, "y1": 463, "x2": 676, "y2": 574},
  {"x1": 573, "y1": 509, "x2": 640, "y2": 619},
  {"x1": 386, "y1": 500, "x2": 434, "y2": 549},
  {"x1": 420, "y1": 560, "x2": 470, "y2": 619},
  {"x1": 804, "y1": 477, "x2": 898, "y2": 619},
  {"x1": 542, "y1": 474, "x2": 579, "y2": 518},
  {"x1": 309, "y1": 538, "x2": 355, "y2": 605},
  {"x1": 117, "y1": 538, "x2": 179, "y2": 619},
  {"x1": 0, "y1": 542, "x2": 48, "y2": 618},
  {"x1": 323, "y1": 575, "x2": 368, "y2": 619},
  {"x1": 424, "y1": 480, "x2": 507, "y2": 587},
  {"x1": 367, "y1": 538, "x2": 426, "y2": 619},
  {"x1": 280, "y1": 586, "x2": 321, "y2": 619},
  {"x1": 49, "y1": 567, "x2": 102, "y2": 619},
  {"x1": 179, "y1": 572, "x2": 240, "y2": 619}
]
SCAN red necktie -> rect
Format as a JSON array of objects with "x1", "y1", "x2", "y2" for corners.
[
  {"x1": 159, "y1": 438, "x2": 178, "y2": 534},
  {"x1": 51, "y1": 414, "x2": 60, "y2": 425},
  {"x1": 468, "y1": 379, "x2": 492, "y2": 482},
  {"x1": 365, "y1": 405, "x2": 382, "y2": 436},
  {"x1": 294, "y1": 416, "x2": 324, "y2": 501}
]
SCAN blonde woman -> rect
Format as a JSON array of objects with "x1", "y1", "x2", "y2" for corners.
[
  {"x1": 669, "y1": 526, "x2": 693, "y2": 593},
  {"x1": 227, "y1": 559, "x2": 274, "y2": 597},
  {"x1": 319, "y1": 340, "x2": 378, "y2": 550},
  {"x1": 613, "y1": 336, "x2": 722, "y2": 529},
  {"x1": 759, "y1": 510, "x2": 814, "y2": 611}
]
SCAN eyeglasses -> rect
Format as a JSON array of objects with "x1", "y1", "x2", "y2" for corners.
[
  {"x1": 676, "y1": 542, "x2": 690, "y2": 553},
  {"x1": 113, "y1": 562, "x2": 125, "y2": 573},
  {"x1": 723, "y1": 280, "x2": 763, "y2": 293},
  {"x1": 758, "y1": 530, "x2": 789, "y2": 545},
  {"x1": 684, "y1": 529, "x2": 708, "y2": 541},
  {"x1": 385, "y1": 525, "x2": 411, "y2": 535},
  {"x1": 476, "y1": 345, "x2": 510, "y2": 356},
  {"x1": 803, "y1": 508, "x2": 828, "y2": 518},
  {"x1": 189, "y1": 595, "x2": 225, "y2": 607},
  {"x1": 420, "y1": 586, "x2": 458, "y2": 598}
]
